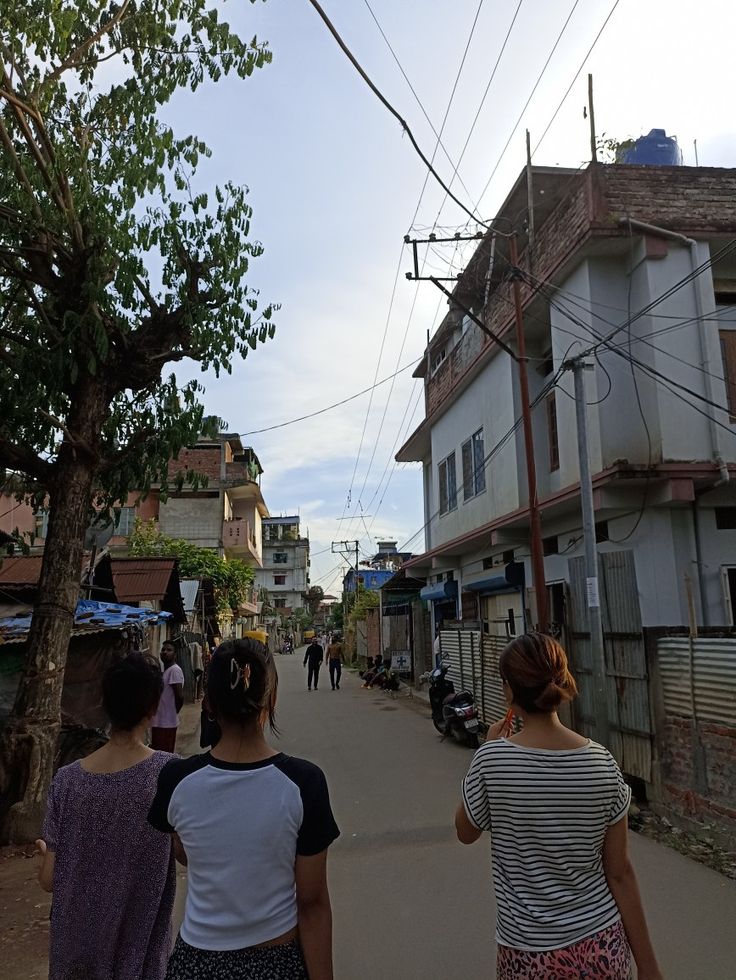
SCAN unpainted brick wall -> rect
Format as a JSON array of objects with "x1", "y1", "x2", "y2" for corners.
[
  {"x1": 167, "y1": 446, "x2": 221, "y2": 484},
  {"x1": 661, "y1": 714, "x2": 736, "y2": 830},
  {"x1": 366, "y1": 607, "x2": 380, "y2": 661}
]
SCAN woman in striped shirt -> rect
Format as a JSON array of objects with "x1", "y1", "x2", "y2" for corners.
[{"x1": 455, "y1": 632, "x2": 662, "y2": 980}]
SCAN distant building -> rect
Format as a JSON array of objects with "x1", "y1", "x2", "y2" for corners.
[
  {"x1": 254, "y1": 516, "x2": 310, "y2": 615},
  {"x1": 343, "y1": 540, "x2": 413, "y2": 593}
]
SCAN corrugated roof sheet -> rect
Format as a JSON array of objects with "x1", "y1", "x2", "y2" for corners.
[
  {"x1": 0, "y1": 556, "x2": 43, "y2": 586},
  {"x1": 0, "y1": 599, "x2": 172, "y2": 645},
  {"x1": 110, "y1": 558, "x2": 177, "y2": 602},
  {"x1": 180, "y1": 579, "x2": 201, "y2": 614}
]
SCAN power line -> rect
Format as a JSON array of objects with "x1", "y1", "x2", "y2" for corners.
[
  {"x1": 359, "y1": 0, "x2": 475, "y2": 208},
  {"x1": 474, "y1": 0, "x2": 581, "y2": 209},
  {"x1": 305, "y1": 0, "x2": 491, "y2": 229},
  {"x1": 427, "y1": 0, "x2": 525, "y2": 229},
  {"x1": 531, "y1": 0, "x2": 622, "y2": 158},
  {"x1": 239, "y1": 355, "x2": 420, "y2": 436}
]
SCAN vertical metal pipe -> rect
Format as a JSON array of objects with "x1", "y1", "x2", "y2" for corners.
[
  {"x1": 509, "y1": 234, "x2": 548, "y2": 632},
  {"x1": 572, "y1": 357, "x2": 610, "y2": 747}
]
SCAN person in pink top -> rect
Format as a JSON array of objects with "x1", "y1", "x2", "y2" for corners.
[{"x1": 150, "y1": 640, "x2": 184, "y2": 752}]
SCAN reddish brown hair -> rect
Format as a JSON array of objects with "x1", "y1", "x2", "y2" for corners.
[{"x1": 499, "y1": 632, "x2": 578, "y2": 714}]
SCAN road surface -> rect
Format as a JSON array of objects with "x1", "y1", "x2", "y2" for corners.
[{"x1": 177, "y1": 650, "x2": 736, "y2": 979}]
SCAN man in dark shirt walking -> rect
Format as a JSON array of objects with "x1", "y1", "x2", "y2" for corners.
[{"x1": 303, "y1": 638, "x2": 324, "y2": 691}]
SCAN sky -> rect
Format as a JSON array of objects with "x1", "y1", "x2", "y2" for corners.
[{"x1": 162, "y1": 0, "x2": 736, "y2": 597}]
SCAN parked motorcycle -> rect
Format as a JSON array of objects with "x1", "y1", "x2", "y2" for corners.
[{"x1": 428, "y1": 661, "x2": 482, "y2": 748}]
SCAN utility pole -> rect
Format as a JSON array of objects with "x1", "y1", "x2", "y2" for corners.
[
  {"x1": 509, "y1": 234, "x2": 548, "y2": 632},
  {"x1": 406, "y1": 231, "x2": 549, "y2": 632},
  {"x1": 332, "y1": 539, "x2": 359, "y2": 621},
  {"x1": 570, "y1": 357, "x2": 609, "y2": 746},
  {"x1": 588, "y1": 73, "x2": 597, "y2": 163}
]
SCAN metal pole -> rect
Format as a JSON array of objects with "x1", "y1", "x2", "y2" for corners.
[
  {"x1": 571, "y1": 358, "x2": 609, "y2": 746},
  {"x1": 525, "y1": 130, "x2": 535, "y2": 268},
  {"x1": 509, "y1": 234, "x2": 548, "y2": 632},
  {"x1": 588, "y1": 73, "x2": 597, "y2": 163}
]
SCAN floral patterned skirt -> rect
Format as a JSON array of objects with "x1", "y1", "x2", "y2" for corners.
[
  {"x1": 497, "y1": 920, "x2": 631, "y2": 979},
  {"x1": 166, "y1": 936, "x2": 308, "y2": 980}
]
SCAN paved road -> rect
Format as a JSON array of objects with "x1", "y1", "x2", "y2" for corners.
[{"x1": 178, "y1": 650, "x2": 736, "y2": 979}]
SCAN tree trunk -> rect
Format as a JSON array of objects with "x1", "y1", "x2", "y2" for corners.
[{"x1": 0, "y1": 378, "x2": 107, "y2": 843}]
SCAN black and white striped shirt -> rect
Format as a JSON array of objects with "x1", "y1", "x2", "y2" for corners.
[{"x1": 462, "y1": 738, "x2": 631, "y2": 951}]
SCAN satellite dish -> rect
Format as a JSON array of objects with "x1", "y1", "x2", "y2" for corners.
[{"x1": 84, "y1": 521, "x2": 114, "y2": 551}]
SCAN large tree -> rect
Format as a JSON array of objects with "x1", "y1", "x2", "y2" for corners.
[{"x1": 0, "y1": 0, "x2": 275, "y2": 841}]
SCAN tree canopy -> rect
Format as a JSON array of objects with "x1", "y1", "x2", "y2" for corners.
[
  {"x1": 129, "y1": 518, "x2": 253, "y2": 615},
  {"x1": 0, "y1": 0, "x2": 276, "y2": 507}
]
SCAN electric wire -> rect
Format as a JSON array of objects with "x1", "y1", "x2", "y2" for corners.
[
  {"x1": 305, "y1": 0, "x2": 496, "y2": 229},
  {"x1": 531, "y1": 0, "x2": 622, "y2": 157},
  {"x1": 474, "y1": 0, "x2": 581, "y2": 210},
  {"x1": 360, "y1": 0, "x2": 475, "y2": 207},
  {"x1": 239, "y1": 354, "x2": 420, "y2": 436}
]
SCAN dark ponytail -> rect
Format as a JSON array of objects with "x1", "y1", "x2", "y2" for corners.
[{"x1": 206, "y1": 638, "x2": 279, "y2": 732}]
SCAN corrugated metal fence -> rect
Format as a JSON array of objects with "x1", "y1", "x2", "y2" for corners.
[
  {"x1": 439, "y1": 630, "x2": 506, "y2": 725},
  {"x1": 658, "y1": 637, "x2": 736, "y2": 726}
]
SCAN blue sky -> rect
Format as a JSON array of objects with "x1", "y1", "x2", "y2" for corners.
[{"x1": 164, "y1": 0, "x2": 736, "y2": 595}]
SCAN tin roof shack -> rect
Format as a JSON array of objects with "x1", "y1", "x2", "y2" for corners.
[
  {"x1": 92, "y1": 556, "x2": 186, "y2": 623},
  {"x1": 0, "y1": 601, "x2": 172, "y2": 767}
]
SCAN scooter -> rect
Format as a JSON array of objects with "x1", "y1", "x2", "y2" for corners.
[{"x1": 428, "y1": 661, "x2": 482, "y2": 748}]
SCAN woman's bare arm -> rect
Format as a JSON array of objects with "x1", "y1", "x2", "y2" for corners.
[
  {"x1": 603, "y1": 816, "x2": 663, "y2": 980},
  {"x1": 295, "y1": 850, "x2": 333, "y2": 980}
]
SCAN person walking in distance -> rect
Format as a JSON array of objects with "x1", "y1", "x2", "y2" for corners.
[
  {"x1": 151, "y1": 641, "x2": 184, "y2": 751},
  {"x1": 326, "y1": 634, "x2": 344, "y2": 690},
  {"x1": 455, "y1": 633, "x2": 663, "y2": 980},
  {"x1": 35, "y1": 654, "x2": 177, "y2": 980},
  {"x1": 303, "y1": 636, "x2": 324, "y2": 691},
  {"x1": 148, "y1": 638, "x2": 339, "y2": 980}
]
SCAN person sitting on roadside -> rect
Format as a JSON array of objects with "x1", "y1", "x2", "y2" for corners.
[
  {"x1": 359, "y1": 655, "x2": 374, "y2": 679},
  {"x1": 35, "y1": 654, "x2": 176, "y2": 980},
  {"x1": 455, "y1": 632, "x2": 663, "y2": 980},
  {"x1": 362, "y1": 654, "x2": 385, "y2": 688},
  {"x1": 149, "y1": 638, "x2": 340, "y2": 980}
]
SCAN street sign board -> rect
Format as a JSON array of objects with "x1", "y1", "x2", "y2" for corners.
[{"x1": 391, "y1": 651, "x2": 411, "y2": 672}]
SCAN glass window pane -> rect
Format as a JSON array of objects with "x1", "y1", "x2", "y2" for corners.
[
  {"x1": 447, "y1": 452, "x2": 457, "y2": 510},
  {"x1": 462, "y1": 440, "x2": 473, "y2": 501},
  {"x1": 473, "y1": 430, "x2": 486, "y2": 493}
]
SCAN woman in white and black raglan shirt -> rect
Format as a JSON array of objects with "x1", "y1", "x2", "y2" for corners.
[
  {"x1": 456, "y1": 633, "x2": 663, "y2": 980},
  {"x1": 149, "y1": 638, "x2": 339, "y2": 980}
]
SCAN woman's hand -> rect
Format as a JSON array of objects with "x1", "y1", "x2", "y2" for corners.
[
  {"x1": 486, "y1": 711, "x2": 513, "y2": 742},
  {"x1": 34, "y1": 838, "x2": 47, "y2": 858},
  {"x1": 34, "y1": 838, "x2": 54, "y2": 892}
]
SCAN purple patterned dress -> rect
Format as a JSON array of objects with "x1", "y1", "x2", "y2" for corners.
[{"x1": 42, "y1": 752, "x2": 177, "y2": 980}]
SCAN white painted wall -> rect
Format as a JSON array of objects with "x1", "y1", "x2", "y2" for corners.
[{"x1": 428, "y1": 352, "x2": 518, "y2": 549}]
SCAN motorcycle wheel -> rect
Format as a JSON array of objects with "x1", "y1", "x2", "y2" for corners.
[
  {"x1": 451, "y1": 725, "x2": 466, "y2": 745},
  {"x1": 432, "y1": 717, "x2": 448, "y2": 736},
  {"x1": 466, "y1": 733, "x2": 480, "y2": 749}
]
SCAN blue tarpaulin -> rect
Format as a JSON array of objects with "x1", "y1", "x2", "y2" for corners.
[{"x1": 0, "y1": 599, "x2": 172, "y2": 645}]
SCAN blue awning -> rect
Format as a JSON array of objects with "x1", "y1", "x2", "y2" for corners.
[
  {"x1": 419, "y1": 580, "x2": 458, "y2": 603},
  {"x1": 464, "y1": 562, "x2": 525, "y2": 596},
  {"x1": 465, "y1": 575, "x2": 518, "y2": 596}
]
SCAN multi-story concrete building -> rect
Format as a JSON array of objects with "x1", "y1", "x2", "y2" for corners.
[
  {"x1": 397, "y1": 161, "x2": 736, "y2": 791},
  {"x1": 255, "y1": 516, "x2": 309, "y2": 614}
]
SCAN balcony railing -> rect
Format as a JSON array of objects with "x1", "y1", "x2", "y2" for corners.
[{"x1": 223, "y1": 519, "x2": 258, "y2": 554}]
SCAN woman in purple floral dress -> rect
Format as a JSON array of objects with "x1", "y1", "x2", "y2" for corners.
[{"x1": 35, "y1": 653, "x2": 177, "y2": 980}]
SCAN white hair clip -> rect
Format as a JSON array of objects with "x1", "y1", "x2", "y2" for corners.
[{"x1": 229, "y1": 658, "x2": 252, "y2": 691}]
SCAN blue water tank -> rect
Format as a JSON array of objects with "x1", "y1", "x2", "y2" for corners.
[{"x1": 621, "y1": 129, "x2": 683, "y2": 166}]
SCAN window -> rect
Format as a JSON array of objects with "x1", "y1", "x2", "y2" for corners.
[
  {"x1": 273, "y1": 552, "x2": 288, "y2": 564},
  {"x1": 273, "y1": 596, "x2": 287, "y2": 609},
  {"x1": 462, "y1": 429, "x2": 486, "y2": 501},
  {"x1": 273, "y1": 574, "x2": 286, "y2": 586},
  {"x1": 438, "y1": 452, "x2": 457, "y2": 515},
  {"x1": 547, "y1": 392, "x2": 560, "y2": 471},
  {"x1": 543, "y1": 535, "x2": 559, "y2": 556},
  {"x1": 715, "y1": 507, "x2": 736, "y2": 530},
  {"x1": 430, "y1": 344, "x2": 447, "y2": 376},
  {"x1": 720, "y1": 331, "x2": 736, "y2": 420},
  {"x1": 35, "y1": 510, "x2": 49, "y2": 540},
  {"x1": 115, "y1": 506, "x2": 136, "y2": 537},
  {"x1": 595, "y1": 521, "x2": 609, "y2": 543}
]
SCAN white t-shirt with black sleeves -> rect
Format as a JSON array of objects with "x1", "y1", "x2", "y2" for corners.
[
  {"x1": 148, "y1": 752, "x2": 339, "y2": 951},
  {"x1": 462, "y1": 737, "x2": 631, "y2": 952}
]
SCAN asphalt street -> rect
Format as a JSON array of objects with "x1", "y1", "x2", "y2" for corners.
[{"x1": 177, "y1": 650, "x2": 736, "y2": 979}]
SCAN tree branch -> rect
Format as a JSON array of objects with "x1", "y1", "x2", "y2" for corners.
[
  {"x1": 43, "y1": 0, "x2": 132, "y2": 88},
  {"x1": 0, "y1": 437, "x2": 52, "y2": 483},
  {"x1": 0, "y1": 113, "x2": 43, "y2": 223},
  {"x1": 38, "y1": 411, "x2": 96, "y2": 459}
]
